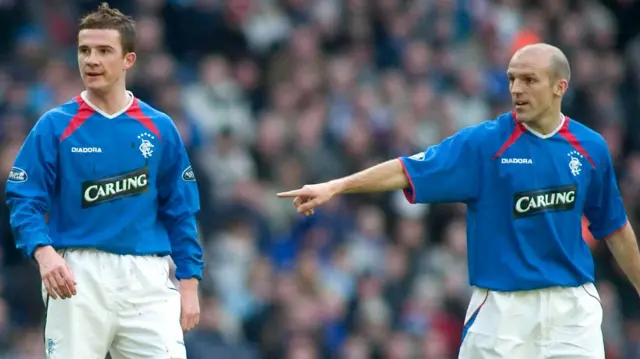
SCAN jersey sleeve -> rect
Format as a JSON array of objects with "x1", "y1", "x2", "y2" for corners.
[
  {"x1": 157, "y1": 120, "x2": 204, "y2": 280},
  {"x1": 5, "y1": 113, "x2": 57, "y2": 258},
  {"x1": 398, "y1": 126, "x2": 482, "y2": 204},
  {"x1": 583, "y1": 144, "x2": 628, "y2": 240}
]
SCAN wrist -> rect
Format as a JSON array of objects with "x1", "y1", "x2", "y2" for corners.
[
  {"x1": 34, "y1": 245, "x2": 54, "y2": 262},
  {"x1": 179, "y1": 277, "x2": 199, "y2": 290},
  {"x1": 328, "y1": 179, "x2": 345, "y2": 195}
]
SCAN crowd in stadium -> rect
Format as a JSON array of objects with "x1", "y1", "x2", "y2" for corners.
[{"x1": 1, "y1": 0, "x2": 640, "y2": 358}]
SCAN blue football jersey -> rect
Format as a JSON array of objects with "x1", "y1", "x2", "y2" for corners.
[
  {"x1": 5, "y1": 92, "x2": 204, "y2": 280},
  {"x1": 399, "y1": 111, "x2": 627, "y2": 291}
]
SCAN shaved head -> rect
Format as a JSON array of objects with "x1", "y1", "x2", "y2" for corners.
[
  {"x1": 513, "y1": 43, "x2": 571, "y2": 83},
  {"x1": 507, "y1": 43, "x2": 570, "y2": 125}
]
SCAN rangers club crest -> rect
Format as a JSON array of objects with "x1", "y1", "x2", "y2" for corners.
[
  {"x1": 567, "y1": 151, "x2": 583, "y2": 176},
  {"x1": 138, "y1": 133, "x2": 155, "y2": 158}
]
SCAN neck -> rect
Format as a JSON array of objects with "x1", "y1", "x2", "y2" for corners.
[
  {"x1": 84, "y1": 86, "x2": 130, "y2": 115},
  {"x1": 526, "y1": 107, "x2": 563, "y2": 135}
]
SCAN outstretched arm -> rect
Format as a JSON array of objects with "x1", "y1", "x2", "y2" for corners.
[
  {"x1": 277, "y1": 159, "x2": 408, "y2": 215},
  {"x1": 278, "y1": 125, "x2": 483, "y2": 214},
  {"x1": 332, "y1": 159, "x2": 409, "y2": 194}
]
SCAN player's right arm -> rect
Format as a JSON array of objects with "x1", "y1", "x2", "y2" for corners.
[
  {"x1": 583, "y1": 136, "x2": 640, "y2": 293},
  {"x1": 5, "y1": 112, "x2": 76, "y2": 299},
  {"x1": 277, "y1": 125, "x2": 483, "y2": 213}
]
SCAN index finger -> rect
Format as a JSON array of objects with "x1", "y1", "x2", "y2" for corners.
[{"x1": 276, "y1": 189, "x2": 308, "y2": 198}]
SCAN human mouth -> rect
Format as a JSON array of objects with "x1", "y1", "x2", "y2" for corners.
[
  {"x1": 85, "y1": 72, "x2": 103, "y2": 79},
  {"x1": 514, "y1": 100, "x2": 529, "y2": 109}
]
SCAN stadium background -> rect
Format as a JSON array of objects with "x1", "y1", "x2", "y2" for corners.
[{"x1": 0, "y1": 0, "x2": 640, "y2": 358}]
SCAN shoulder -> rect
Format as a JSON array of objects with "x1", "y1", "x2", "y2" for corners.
[
  {"x1": 132, "y1": 98, "x2": 180, "y2": 142},
  {"x1": 564, "y1": 117, "x2": 610, "y2": 166},
  {"x1": 134, "y1": 98, "x2": 173, "y2": 124},
  {"x1": 450, "y1": 111, "x2": 513, "y2": 145},
  {"x1": 31, "y1": 96, "x2": 82, "y2": 133}
]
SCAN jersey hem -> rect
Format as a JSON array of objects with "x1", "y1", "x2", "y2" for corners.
[
  {"x1": 471, "y1": 280, "x2": 595, "y2": 292},
  {"x1": 52, "y1": 245, "x2": 171, "y2": 257}
]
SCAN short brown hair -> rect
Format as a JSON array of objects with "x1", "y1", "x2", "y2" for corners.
[{"x1": 78, "y1": 2, "x2": 136, "y2": 53}]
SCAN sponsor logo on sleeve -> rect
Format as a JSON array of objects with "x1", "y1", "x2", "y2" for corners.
[
  {"x1": 513, "y1": 185, "x2": 577, "y2": 218},
  {"x1": 181, "y1": 166, "x2": 196, "y2": 182},
  {"x1": 8, "y1": 167, "x2": 28, "y2": 183},
  {"x1": 409, "y1": 152, "x2": 425, "y2": 161},
  {"x1": 82, "y1": 167, "x2": 149, "y2": 208}
]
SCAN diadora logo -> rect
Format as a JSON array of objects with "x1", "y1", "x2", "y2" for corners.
[
  {"x1": 8, "y1": 167, "x2": 28, "y2": 183},
  {"x1": 501, "y1": 158, "x2": 533, "y2": 164},
  {"x1": 138, "y1": 133, "x2": 155, "y2": 159},
  {"x1": 72, "y1": 147, "x2": 102, "y2": 153},
  {"x1": 513, "y1": 185, "x2": 577, "y2": 218}
]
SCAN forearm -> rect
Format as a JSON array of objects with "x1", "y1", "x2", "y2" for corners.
[
  {"x1": 331, "y1": 159, "x2": 409, "y2": 194},
  {"x1": 180, "y1": 278, "x2": 199, "y2": 292},
  {"x1": 170, "y1": 237, "x2": 204, "y2": 280},
  {"x1": 166, "y1": 215, "x2": 204, "y2": 280},
  {"x1": 606, "y1": 222, "x2": 640, "y2": 292},
  {"x1": 6, "y1": 199, "x2": 53, "y2": 258}
]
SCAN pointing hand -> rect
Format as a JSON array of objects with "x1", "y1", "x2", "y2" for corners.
[{"x1": 277, "y1": 182, "x2": 340, "y2": 216}]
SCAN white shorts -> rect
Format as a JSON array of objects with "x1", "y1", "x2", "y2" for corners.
[
  {"x1": 43, "y1": 249, "x2": 186, "y2": 359},
  {"x1": 459, "y1": 283, "x2": 604, "y2": 359}
]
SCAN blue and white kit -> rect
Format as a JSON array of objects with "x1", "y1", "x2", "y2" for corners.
[
  {"x1": 6, "y1": 91, "x2": 204, "y2": 358},
  {"x1": 400, "y1": 111, "x2": 626, "y2": 359}
]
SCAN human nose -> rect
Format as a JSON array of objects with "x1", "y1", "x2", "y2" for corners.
[
  {"x1": 84, "y1": 49, "x2": 99, "y2": 66},
  {"x1": 510, "y1": 79, "x2": 524, "y2": 95}
]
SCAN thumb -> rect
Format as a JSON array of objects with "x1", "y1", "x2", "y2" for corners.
[{"x1": 297, "y1": 198, "x2": 324, "y2": 213}]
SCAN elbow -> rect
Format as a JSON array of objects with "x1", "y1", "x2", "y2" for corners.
[
  {"x1": 396, "y1": 158, "x2": 416, "y2": 203},
  {"x1": 6, "y1": 198, "x2": 48, "y2": 224},
  {"x1": 604, "y1": 222, "x2": 634, "y2": 255},
  {"x1": 395, "y1": 158, "x2": 411, "y2": 189},
  {"x1": 394, "y1": 158, "x2": 413, "y2": 189},
  {"x1": 603, "y1": 221, "x2": 631, "y2": 242}
]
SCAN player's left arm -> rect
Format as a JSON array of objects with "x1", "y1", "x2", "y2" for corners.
[
  {"x1": 583, "y1": 142, "x2": 640, "y2": 293},
  {"x1": 158, "y1": 119, "x2": 203, "y2": 331},
  {"x1": 157, "y1": 120, "x2": 204, "y2": 283}
]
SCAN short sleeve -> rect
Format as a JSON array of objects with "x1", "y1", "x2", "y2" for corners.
[
  {"x1": 583, "y1": 145, "x2": 628, "y2": 240},
  {"x1": 399, "y1": 126, "x2": 482, "y2": 204}
]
